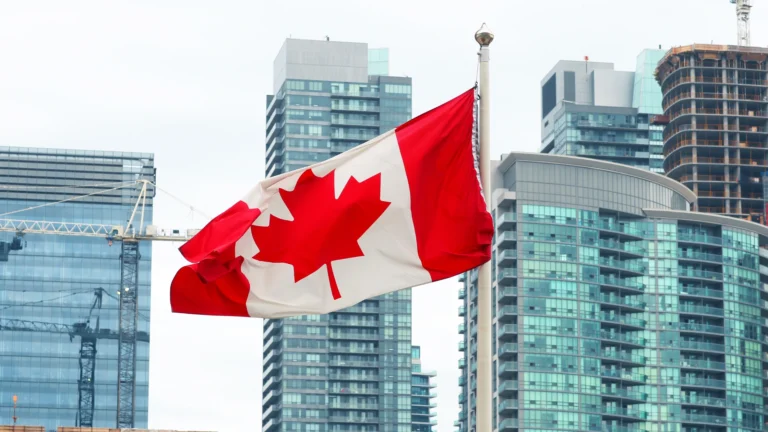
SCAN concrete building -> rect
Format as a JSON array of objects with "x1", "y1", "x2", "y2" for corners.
[
  {"x1": 457, "y1": 152, "x2": 768, "y2": 432},
  {"x1": 262, "y1": 38, "x2": 435, "y2": 432},
  {"x1": 541, "y1": 49, "x2": 666, "y2": 173},
  {"x1": 265, "y1": 39, "x2": 412, "y2": 178},
  {"x1": 0, "y1": 147, "x2": 154, "y2": 429},
  {"x1": 656, "y1": 44, "x2": 768, "y2": 224}
]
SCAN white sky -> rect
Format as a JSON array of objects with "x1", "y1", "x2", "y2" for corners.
[{"x1": 0, "y1": 1, "x2": 764, "y2": 431}]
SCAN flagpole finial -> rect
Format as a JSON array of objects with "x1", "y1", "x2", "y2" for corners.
[{"x1": 475, "y1": 23, "x2": 494, "y2": 46}]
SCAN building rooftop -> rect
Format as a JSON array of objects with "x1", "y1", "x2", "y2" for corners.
[
  {"x1": 498, "y1": 152, "x2": 698, "y2": 203},
  {"x1": 655, "y1": 43, "x2": 768, "y2": 81}
]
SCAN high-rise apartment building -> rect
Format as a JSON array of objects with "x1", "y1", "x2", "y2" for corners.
[
  {"x1": 457, "y1": 152, "x2": 768, "y2": 432},
  {"x1": 265, "y1": 39, "x2": 412, "y2": 178},
  {"x1": 656, "y1": 44, "x2": 768, "y2": 223},
  {"x1": 261, "y1": 38, "x2": 435, "y2": 432},
  {"x1": 0, "y1": 146, "x2": 155, "y2": 429},
  {"x1": 410, "y1": 346, "x2": 437, "y2": 432},
  {"x1": 541, "y1": 49, "x2": 666, "y2": 173}
]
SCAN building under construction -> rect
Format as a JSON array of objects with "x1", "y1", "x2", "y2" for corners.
[
  {"x1": 655, "y1": 44, "x2": 768, "y2": 223},
  {"x1": 0, "y1": 147, "x2": 156, "y2": 430}
]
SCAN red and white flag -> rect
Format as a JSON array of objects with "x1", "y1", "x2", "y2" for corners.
[{"x1": 170, "y1": 89, "x2": 493, "y2": 318}]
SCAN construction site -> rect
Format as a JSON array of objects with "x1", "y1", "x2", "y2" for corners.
[{"x1": 0, "y1": 148, "x2": 200, "y2": 431}]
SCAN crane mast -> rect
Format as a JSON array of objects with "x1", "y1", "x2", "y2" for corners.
[
  {"x1": 0, "y1": 179, "x2": 198, "y2": 429},
  {"x1": 731, "y1": 0, "x2": 753, "y2": 46}
]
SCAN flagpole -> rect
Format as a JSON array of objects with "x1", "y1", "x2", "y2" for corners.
[{"x1": 475, "y1": 23, "x2": 494, "y2": 432}]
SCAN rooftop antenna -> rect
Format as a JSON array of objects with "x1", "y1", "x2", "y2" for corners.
[{"x1": 326, "y1": 36, "x2": 330, "y2": 41}]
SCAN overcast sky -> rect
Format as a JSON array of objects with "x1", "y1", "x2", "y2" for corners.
[{"x1": 1, "y1": 1, "x2": 765, "y2": 431}]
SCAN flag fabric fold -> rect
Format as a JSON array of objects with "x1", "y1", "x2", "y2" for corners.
[{"x1": 171, "y1": 88, "x2": 494, "y2": 318}]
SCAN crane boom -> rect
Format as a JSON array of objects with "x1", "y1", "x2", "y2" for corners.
[{"x1": 0, "y1": 179, "x2": 199, "y2": 428}]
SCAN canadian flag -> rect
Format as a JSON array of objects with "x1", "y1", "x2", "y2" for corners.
[{"x1": 170, "y1": 89, "x2": 493, "y2": 318}]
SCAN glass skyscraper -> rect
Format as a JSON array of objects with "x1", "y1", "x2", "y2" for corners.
[
  {"x1": 262, "y1": 38, "x2": 435, "y2": 432},
  {"x1": 457, "y1": 152, "x2": 768, "y2": 432},
  {"x1": 0, "y1": 146, "x2": 155, "y2": 430},
  {"x1": 541, "y1": 49, "x2": 666, "y2": 173}
]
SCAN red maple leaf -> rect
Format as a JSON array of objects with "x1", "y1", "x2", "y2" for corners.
[{"x1": 251, "y1": 169, "x2": 391, "y2": 300}]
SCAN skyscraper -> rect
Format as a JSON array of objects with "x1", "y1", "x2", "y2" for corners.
[
  {"x1": 265, "y1": 39, "x2": 412, "y2": 178},
  {"x1": 410, "y1": 346, "x2": 437, "y2": 432},
  {"x1": 261, "y1": 38, "x2": 436, "y2": 432},
  {"x1": 656, "y1": 44, "x2": 768, "y2": 223},
  {"x1": 541, "y1": 49, "x2": 666, "y2": 173},
  {"x1": 457, "y1": 152, "x2": 768, "y2": 432},
  {"x1": 0, "y1": 146, "x2": 155, "y2": 429}
]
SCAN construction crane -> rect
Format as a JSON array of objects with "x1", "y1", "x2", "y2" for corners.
[
  {"x1": 0, "y1": 288, "x2": 149, "y2": 427},
  {"x1": 0, "y1": 179, "x2": 199, "y2": 429},
  {"x1": 730, "y1": 0, "x2": 753, "y2": 46}
]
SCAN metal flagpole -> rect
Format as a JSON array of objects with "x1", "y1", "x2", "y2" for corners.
[{"x1": 475, "y1": 23, "x2": 494, "y2": 432}]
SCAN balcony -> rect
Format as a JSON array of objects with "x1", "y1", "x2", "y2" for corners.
[
  {"x1": 679, "y1": 413, "x2": 728, "y2": 426},
  {"x1": 598, "y1": 257, "x2": 647, "y2": 274},
  {"x1": 600, "y1": 368, "x2": 647, "y2": 383},
  {"x1": 496, "y1": 212, "x2": 516, "y2": 229},
  {"x1": 458, "y1": 341, "x2": 466, "y2": 351},
  {"x1": 598, "y1": 239, "x2": 647, "y2": 256},
  {"x1": 497, "y1": 268, "x2": 517, "y2": 285},
  {"x1": 676, "y1": 322, "x2": 725, "y2": 335},
  {"x1": 497, "y1": 249, "x2": 516, "y2": 266},
  {"x1": 498, "y1": 287, "x2": 517, "y2": 302},
  {"x1": 498, "y1": 418, "x2": 518, "y2": 431},
  {"x1": 678, "y1": 304, "x2": 724, "y2": 316},
  {"x1": 587, "y1": 330, "x2": 645, "y2": 347},
  {"x1": 329, "y1": 359, "x2": 379, "y2": 368},
  {"x1": 498, "y1": 361, "x2": 518, "y2": 378},
  {"x1": 496, "y1": 230, "x2": 517, "y2": 248},
  {"x1": 678, "y1": 340, "x2": 725, "y2": 352},
  {"x1": 677, "y1": 232, "x2": 722, "y2": 246},
  {"x1": 331, "y1": 104, "x2": 380, "y2": 113},
  {"x1": 680, "y1": 376, "x2": 726, "y2": 388},
  {"x1": 498, "y1": 343, "x2": 518, "y2": 358},
  {"x1": 498, "y1": 324, "x2": 517, "y2": 340},
  {"x1": 599, "y1": 313, "x2": 646, "y2": 328},
  {"x1": 678, "y1": 268, "x2": 723, "y2": 281},
  {"x1": 498, "y1": 380, "x2": 518, "y2": 396},
  {"x1": 678, "y1": 286, "x2": 724, "y2": 299},
  {"x1": 600, "y1": 350, "x2": 645, "y2": 365},
  {"x1": 601, "y1": 387, "x2": 647, "y2": 402},
  {"x1": 328, "y1": 372, "x2": 379, "y2": 381},
  {"x1": 458, "y1": 288, "x2": 465, "y2": 299},
  {"x1": 329, "y1": 331, "x2": 379, "y2": 341},
  {"x1": 458, "y1": 306, "x2": 466, "y2": 316},
  {"x1": 677, "y1": 250, "x2": 723, "y2": 263},
  {"x1": 599, "y1": 276, "x2": 646, "y2": 292},
  {"x1": 679, "y1": 358, "x2": 726, "y2": 371},
  {"x1": 458, "y1": 323, "x2": 466, "y2": 334},
  {"x1": 498, "y1": 399, "x2": 518, "y2": 414},
  {"x1": 329, "y1": 319, "x2": 378, "y2": 327},
  {"x1": 601, "y1": 406, "x2": 648, "y2": 420},
  {"x1": 498, "y1": 305, "x2": 517, "y2": 321},
  {"x1": 458, "y1": 357, "x2": 466, "y2": 369},
  {"x1": 328, "y1": 416, "x2": 379, "y2": 423}
]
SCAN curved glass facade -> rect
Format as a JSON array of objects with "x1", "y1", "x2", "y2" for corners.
[
  {"x1": 457, "y1": 153, "x2": 768, "y2": 432},
  {"x1": 0, "y1": 147, "x2": 154, "y2": 429}
]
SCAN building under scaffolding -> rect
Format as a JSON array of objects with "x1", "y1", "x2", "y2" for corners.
[
  {"x1": 655, "y1": 44, "x2": 768, "y2": 224},
  {"x1": 0, "y1": 146, "x2": 156, "y2": 429}
]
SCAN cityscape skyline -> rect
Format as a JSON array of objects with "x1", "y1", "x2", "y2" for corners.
[{"x1": 1, "y1": 2, "x2": 766, "y2": 431}]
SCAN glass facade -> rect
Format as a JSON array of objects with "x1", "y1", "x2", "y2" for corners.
[
  {"x1": 550, "y1": 110, "x2": 660, "y2": 172},
  {"x1": 543, "y1": 49, "x2": 667, "y2": 174},
  {"x1": 457, "y1": 153, "x2": 768, "y2": 432},
  {"x1": 263, "y1": 41, "x2": 426, "y2": 432},
  {"x1": 0, "y1": 146, "x2": 155, "y2": 429},
  {"x1": 368, "y1": 49, "x2": 390, "y2": 76},
  {"x1": 265, "y1": 74, "x2": 412, "y2": 178},
  {"x1": 656, "y1": 45, "x2": 768, "y2": 223},
  {"x1": 410, "y1": 346, "x2": 437, "y2": 432}
]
